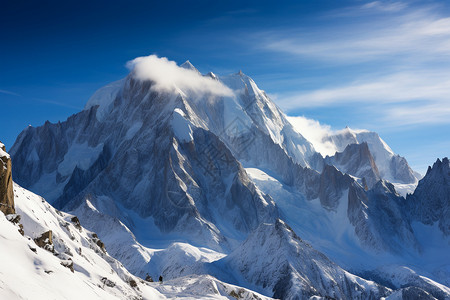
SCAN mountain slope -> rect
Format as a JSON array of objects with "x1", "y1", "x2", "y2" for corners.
[
  {"x1": 0, "y1": 182, "x2": 164, "y2": 299},
  {"x1": 216, "y1": 219, "x2": 390, "y2": 299},
  {"x1": 10, "y1": 71, "x2": 281, "y2": 251},
  {"x1": 1, "y1": 142, "x2": 275, "y2": 300},
  {"x1": 406, "y1": 157, "x2": 450, "y2": 236}
]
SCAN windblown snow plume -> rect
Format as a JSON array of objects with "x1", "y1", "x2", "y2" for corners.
[
  {"x1": 127, "y1": 55, "x2": 233, "y2": 96},
  {"x1": 287, "y1": 116, "x2": 337, "y2": 156}
]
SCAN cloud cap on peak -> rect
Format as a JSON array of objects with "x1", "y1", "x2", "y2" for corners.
[{"x1": 126, "y1": 55, "x2": 233, "y2": 97}]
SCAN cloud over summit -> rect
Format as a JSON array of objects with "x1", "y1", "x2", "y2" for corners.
[{"x1": 126, "y1": 55, "x2": 233, "y2": 97}]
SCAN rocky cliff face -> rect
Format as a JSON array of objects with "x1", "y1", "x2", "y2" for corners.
[
  {"x1": 0, "y1": 141, "x2": 14, "y2": 215},
  {"x1": 327, "y1": 127, "x2": 420, "y2": 185},
  {"x1": 406, "y1": 157, "x2": 450, "y2": 235},
  {"x1": 325, "y1": 142, "x2": 381, "y2": 189}
]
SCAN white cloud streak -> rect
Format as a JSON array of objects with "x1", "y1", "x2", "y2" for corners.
[
  {"x1": 278, "y1": 70, "x2": 450, "y2": 126},
  {"x1": 126, "y1": 55, "x2": 233, "y2": 97},
  {"x1": 0, "y1": 89, "x2": 20, "y2": 97},
  {"x1": 263, "y1": 7, "x2": 450, "y2": 63},
  {"x1": 280, "y1": 71, "x2": 450, "y2": 106},
  {"x1": 258, "y1": 4, "x2": 450, "y2": 126},
  {"x1": 286, "y1": 116, "x2": 338, "y2": 156},
  {"x1": 361, "y1": 1, "x2": 408, "y2": 12}
]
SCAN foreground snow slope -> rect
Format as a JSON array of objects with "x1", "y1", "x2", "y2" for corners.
[
  {"x1": 1, "y1": 182, "x2": 273, "y2": 300},
  {"x1": 0, "y1": 183, "x2": 162, "y2": 300}
]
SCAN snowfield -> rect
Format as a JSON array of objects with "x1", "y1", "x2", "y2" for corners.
[{"x1": 0, "y1": 183, "x2": 274, "y2": 300}]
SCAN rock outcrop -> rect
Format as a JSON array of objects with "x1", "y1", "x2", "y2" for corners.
[
  {"x1": 34, "y1": 230, "x2": 54, "y2": 252},
  {"x1": 0, "y1": 141, "x2": 14, "y2": 215},
  {"x1": 406, "y1": 157, "x2": 450, "y2": 235},
  {"x1": 326, "y1": 127, "x2": 420, "y2": 185},
  {"x1": 91, "y1": 233, "x2": 106, "y2": 253},
  {"x1": 325, "y1": 142, "x2": 381, "y2": 189}
]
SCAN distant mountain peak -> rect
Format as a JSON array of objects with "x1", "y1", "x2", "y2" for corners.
[
  {"x1": 407, "y1": 156, "x2": 450, "y2": 235},
  {"x1": 205, "y1": 71, "x2": 217, "y2": 80},
  {"x1": 180, "y1": 60, "x2": 199, "y2": 73}
]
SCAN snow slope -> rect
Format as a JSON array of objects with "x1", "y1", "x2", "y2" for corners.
[
  {"x1": 217, "y1": 219, "x2": 390, "y2": 299},
  {"x1": 1, "y1": 182, "x2": 274, "y2": 300},
  {"x1": 245, "y1": 167, "x2": 450, "y2": 299},
  {"x1": 0, "y1": 183, "x2": 162, "y2": 300}
]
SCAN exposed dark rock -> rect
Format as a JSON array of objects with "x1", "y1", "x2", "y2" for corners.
[
  {"x1": 18, "y1": 223, "x2": 24, "y2": 236},
  {"x1": 128, "y1": 279, "x2": 137, "y2": 287},
  {"x1": 6, "y1": 214, "x2": 25, "y2": 235},
  {"x1": 34, "y1": 230, "x2": 54, "y2": 252},
  {"x1": 60, "y1": 259, "x2": 74, "y2": 273},
  {"x1": 0, "y1": 142, "x2": 14, "y2": 215},
  {"x1": 70, "y1": 216, "x2": 82, "y2": 231},
  {"x1": 91, "y1": 233, "x2": 106, "y2": 253},
  {"x1": 325, "y1": 142, "x2": 380, "y2": 189},
  {"x1": 101, "y1": 277, "x2": 116, "y2": 287},
  {"x1": 319, "y1": 164, "x2": 353, "y2": 210},
  {"x1": 6, "y1": 213, "x2": 20, "y2": 224},
  {"x1": 145, "y1": 274, "x2": 153, "y2": 282}
]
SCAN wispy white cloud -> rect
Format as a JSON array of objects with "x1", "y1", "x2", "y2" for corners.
[
  {"x1": 278, "y1": 70, "x2": 450, "y2": 126},
  {"x1": 286, "y1": 116, "x2": 338, "y2": 156},
  {"x1": 0, "y1": 89, "x2": 20, "y2": 97},
  {"x1": 361, "y1": 1, "x2": 408, "y2": 12},
  {"x1": 257, "y1": 4, "x2": 450, "y2": 126},
  {"x1": 127, "y1": 55, "x2": 233, "y2": 97},
  {"x1": 263, "y1": 8, "x2": 450, "y2": 64}
]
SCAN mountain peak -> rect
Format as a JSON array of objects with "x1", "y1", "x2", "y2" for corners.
[
  {"x1": 205, "y1": 71, "x2": 217, "y2": 80},
  {"x1": 407, "y1": 156, "x2": 450, "y2": 235},
  {"x1": 180, "y1": 60, "x2": 199, "y2": 73}
]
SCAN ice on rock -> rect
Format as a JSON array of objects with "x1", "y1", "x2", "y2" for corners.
[{"x1": 171, "y1": 108, "x2": 194, "y2": 143}]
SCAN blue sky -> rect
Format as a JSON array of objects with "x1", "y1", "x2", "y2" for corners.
[{"x1": 1, "y1": 0, "x2": 449, "y2": 174}]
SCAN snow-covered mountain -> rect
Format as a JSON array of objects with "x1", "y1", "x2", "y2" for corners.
[
  {"x1": 7, "y1": 55, "x2": 449, "y2": 299},
  {"x1": 327, "y1": 127, "x2": 421, "y2": 194},
  {"x1": 287, "y1": 120, "x2": 421, "y2": 196},
  {"x1": 215, "y1": 219, "x2": 390, "y2": 299}
]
